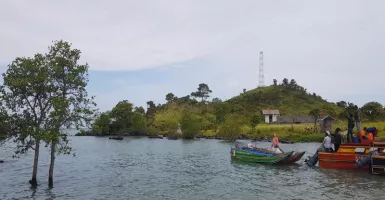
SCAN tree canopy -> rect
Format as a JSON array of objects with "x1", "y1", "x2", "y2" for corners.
[
  {"x1": 0, "y1": 40, "x2": 96, "y2": 186},
  {"x1": 191, "y1": 83, "x2": 212, "y2": 102}
]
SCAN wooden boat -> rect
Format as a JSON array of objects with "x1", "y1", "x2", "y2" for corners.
[
  {"x1": 230, "y1": 149, "x2": 294, "y2": 164},
  {"x1": 318, "y1": 141, "x2": 385, "y2": 170},
  {"x1": 244, "y1": 147, "x2": 306, "y2": 164}
]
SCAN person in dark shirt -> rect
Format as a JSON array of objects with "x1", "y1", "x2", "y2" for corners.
[
  {"x1": 345, "y1": 113, "x2": 355, "y2": 143},
  {"x1": 353, "y1": 106, "x2": 362, "y2": 131},
  {"x1": 332, "y1": 128, "x2": 342, "y2": 152}
]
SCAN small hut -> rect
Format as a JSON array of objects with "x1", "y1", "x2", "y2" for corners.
[
  {"x1": 262, "y1": 110, "x2": 280, "y2": 123},
  {"x1": 319, "y1": 115, "x2": 335, "y2": 133}
]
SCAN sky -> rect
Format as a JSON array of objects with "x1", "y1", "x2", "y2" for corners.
[{"x1": 1, "y1": 0, "x2": 384, "y2": 111}]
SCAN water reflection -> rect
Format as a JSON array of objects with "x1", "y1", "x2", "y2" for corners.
[{"x1": 1, "y1": 138, "x2": 384, "y2": 200}]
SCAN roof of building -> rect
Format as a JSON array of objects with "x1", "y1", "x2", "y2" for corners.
[
  {"x1": 277, "y1": 116, "x2": 315, "y2": 123},
  {"x1": 318, "y1": 115, "x2": 335, "y2": 121},
  {"x1": 262, "y1": 110, "x2": 280, "y2": 115}
]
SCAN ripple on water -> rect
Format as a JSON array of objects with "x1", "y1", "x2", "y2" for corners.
[{"x1": 1, "y1": 138, "x2": 385, "y2": 200}]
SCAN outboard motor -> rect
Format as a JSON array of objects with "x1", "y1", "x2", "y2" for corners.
[{"x1": 305, "y1": 145, "x2": 326, "y2": 167}]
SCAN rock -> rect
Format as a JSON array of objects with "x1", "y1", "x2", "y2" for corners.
[
  {"x1": 280, "y1": 140, "x2": 293, "y2": 144},
  {"x1": 237, "y1": 134, "x2": 249, "y2": 140},
  {"x1": 148, "y1": 135, "x2": 163, "y2": 139},
  {"x1": 109, "y1": 136, "x2": 123, "y2": 140},
  {"x1": 167, "y1": 136, "x2": 180, "y2": 140}
]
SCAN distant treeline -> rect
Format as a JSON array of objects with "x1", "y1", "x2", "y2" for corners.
[{"x1": 89, "y1": 79, "x2": 385, "y2": 141}]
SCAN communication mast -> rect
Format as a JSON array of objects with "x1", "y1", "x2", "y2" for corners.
[{"x1": 258, "y1": 51, "x2": 264, "y2": 87}]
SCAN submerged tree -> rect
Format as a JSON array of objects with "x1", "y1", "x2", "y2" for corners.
[
  {"x1": 0, "y1": 106, "x2": 10, "y2": 142},
  {"x1": 45, "y1": 40, "x2": 97, "y2": 187},
  {"x1": 1, "y1": 53, "x2": 50, "y2": 186},
  {"x1": 0, "y1": 40, "x2": 97, "y2": 187}
]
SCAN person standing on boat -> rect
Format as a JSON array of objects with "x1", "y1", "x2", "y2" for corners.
[
  {"x1": 353, "y1": 106, "x2": 362, "y2": 132},
  {"x1": 345, "y1": 113, "x2": 355, "y2": 143},
  {"x1": 271, "y1": 134, "x2": 282, "y2": 153},
  {"x1": 332, "y1": 128, "x2": 342, "y2": 152}
]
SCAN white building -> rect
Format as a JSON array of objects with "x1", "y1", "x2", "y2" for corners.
[{"x1": 262, "y1": 110, "x2": 280, "y2": 123}]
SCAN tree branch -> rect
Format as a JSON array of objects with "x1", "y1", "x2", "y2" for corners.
[{"x1": 23, "y1": 94, "x2": 38, "y2": 122}]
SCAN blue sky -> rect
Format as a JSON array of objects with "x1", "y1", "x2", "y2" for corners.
[{"x1": 1, "y1": 0, "x2": 385, "y2": 111}]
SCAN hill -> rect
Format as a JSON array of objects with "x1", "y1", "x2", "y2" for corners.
[
  {"x1": 90, "y1": 78, "x2": 384, "y2": 141},
  {"x1": 227, "y1": 81, "x2": 344, "y2": 117}
]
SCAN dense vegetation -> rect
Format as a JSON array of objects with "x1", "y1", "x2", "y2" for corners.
[{"x1": 90, "y1": 79, "x2": 385, "y2": 141}]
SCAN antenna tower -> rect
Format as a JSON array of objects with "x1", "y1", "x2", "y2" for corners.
[{"x1": 258, "y1": 51, "x2": 264, "y2": 87}]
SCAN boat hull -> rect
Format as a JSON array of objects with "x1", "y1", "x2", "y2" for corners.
[
  {"x1": 240, "y1": 147, "x2": 305, "y2": 164},
  {"x1": 318, "y1": 153, "x2": 368, "y2": 169},
  {"x1": 371, "y1": 155, "x2": 385, "y2": 175},
  {"x1": 316, "y1": 142, "x2": 385, "y2": 170},
  {"x1": 285, "y1": 151, "x2": 306, "y2": 164},
  {"x1": 230, "y1": 149, "x2": 293, "y2": 164}
]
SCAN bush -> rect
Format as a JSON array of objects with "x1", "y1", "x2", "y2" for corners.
[
  {"x1": 147, "y1": 126, "x2": 160, "y2": 136},
  {"x1": 181, "y1": 112, "x2": 201, "y2": 139},
  {"x1": 80, "y1": 130, "x2": 87, "y2": 136},
  {"x1": 217, "y1": 114, "x2": 247, "y2": 141}
]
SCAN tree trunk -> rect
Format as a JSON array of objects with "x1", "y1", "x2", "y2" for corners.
[
  {"x1": 48, "y1": 140, "x2": 56, "y2": 187},
  {"x1": 30, "y1": 140, "x2": 40, "y2": 186}
]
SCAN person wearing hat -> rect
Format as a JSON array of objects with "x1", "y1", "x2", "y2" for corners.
[{"x1": 323, "y1": 131, "x2": 333, "y2": 153}]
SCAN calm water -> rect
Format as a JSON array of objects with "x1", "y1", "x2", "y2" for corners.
[{"x1": 1, "y1": 136, "x2": 385, "y2": 200}]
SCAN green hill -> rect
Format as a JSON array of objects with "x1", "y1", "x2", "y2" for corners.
[
  {"x1": 91, "y1": 79, "x2": 385, "y2": 141},
  {"x1": 227, "y1": 83, "x2": 344, "y2": 117}
]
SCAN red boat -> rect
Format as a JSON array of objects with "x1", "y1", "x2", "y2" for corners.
[
  {"x1": 372, "y1": 155, "x2": 385, "y2": 175},
  {"x1": 318, "y1": 141, "x2": 385, "y2": 170}
]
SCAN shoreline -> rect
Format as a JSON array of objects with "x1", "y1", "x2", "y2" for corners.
[{"x1": 73, "y1": 133, "x2": 319, "y2": 143}]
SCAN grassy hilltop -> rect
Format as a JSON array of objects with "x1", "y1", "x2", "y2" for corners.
[
  {"x1": 228, "y1": 81, "x2": 343, "y2": 117},
  {"x1": 91, "y1": 78, "x2": 385, "y2": 142}
]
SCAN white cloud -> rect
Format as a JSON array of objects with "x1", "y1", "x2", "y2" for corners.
[
  {"x1": 1, "y1": 0, "x2": 383, "y2": 72},
  {"x1": 1, "y1": 0, "x2": 385, "y2": 107}
]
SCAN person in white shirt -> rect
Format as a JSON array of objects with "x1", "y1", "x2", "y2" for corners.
[
  {"x1": 305, "y1": 131, "x2": 334, "y2": 166},
  {"x1": 323, "y1": 131, "x2": 333, "y2": 152}
]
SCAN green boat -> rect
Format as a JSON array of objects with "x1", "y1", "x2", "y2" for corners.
[{"x1": 230, "y1": 149, "x2": 294, "y2": 164}]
